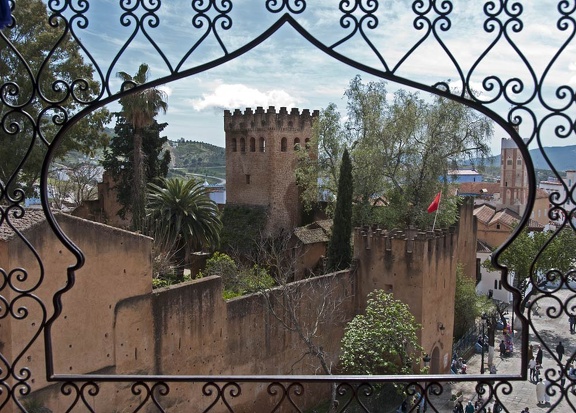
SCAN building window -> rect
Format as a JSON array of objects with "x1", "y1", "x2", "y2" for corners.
[
  {"x1": 517, "y1": 159, "x2": 522, "y2": 165},
  {"x1": 294, "y1": 137, "x2": 301, "y2": 150},
  {"x1": 240, "y1": 138, "x2": 246, "y2": 152},
  {"x1": 496, "y1": 224, "x2": 501, "y2": 229},
  {"x1": 231, "y1": 138, "x2": 237, "y2": 152},
  {"x1": 246, "y1": 174, "x2": 250, "y2": 184},
  {"x1": 259, "y1": 137, "x2": 265, "y2": 152},
  {"x1": 250, "y1": 137, "x2": 256, "y2": 152},
  {"x1": 281, "y1": 137, "x2": 287, "y2": 152},
  {"x1": 507, "y1": 159, "x2": 512, "y2": 166}
]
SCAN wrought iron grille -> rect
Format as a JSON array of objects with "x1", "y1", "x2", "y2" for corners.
[{"x1": 1, "y1": 0, "x2": 575, "y2": 411}]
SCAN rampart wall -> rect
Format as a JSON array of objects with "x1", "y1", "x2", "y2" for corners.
[{"x1": 3, "y1": 200, "x2": 476, "y2": 411}]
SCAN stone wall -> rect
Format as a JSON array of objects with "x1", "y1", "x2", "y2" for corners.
[
  {"x1": 224, "y1": 107, "x2": 319, "y2": 233},
  {"x1": 352, "y1": 199, "x2": 477, "y2": 374}
]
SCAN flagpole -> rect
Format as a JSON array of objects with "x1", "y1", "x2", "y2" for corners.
[{"x1": 431, "y1": 192, "x2": 442, "y2": 231}]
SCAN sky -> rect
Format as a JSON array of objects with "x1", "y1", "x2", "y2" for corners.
[{"x1": 56, "y1": 0, "x2": 576, "y2": 156}]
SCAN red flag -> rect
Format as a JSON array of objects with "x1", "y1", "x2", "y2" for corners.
[{"x1": 427, "y1": 191, "x2": 441, "y2": 213}]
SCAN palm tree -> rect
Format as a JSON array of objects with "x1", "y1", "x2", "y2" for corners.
[
  {"x1": 146, "y1": 178, "x2": 222, "y2": 274},
  {"x1": 117, "y1": 63, "x2": 168, "y2": 230}
]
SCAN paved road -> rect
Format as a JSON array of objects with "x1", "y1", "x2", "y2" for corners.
[{"x1": 426, "y1": 289, "x2": 575, "y2": 412}]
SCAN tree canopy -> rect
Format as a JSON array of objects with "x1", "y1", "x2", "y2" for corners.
[
  {"x1": 326, "y1": 148, "x2": 353, "y2": 272},
  {"x1": 101, "y1": 115, "x2": 171, "y2": 219},
  {"x1": 340, "y1": 290, "x2": 423, "y2": 375},
  {"x1": 1, "y1": 0, "x2": 110, "y2": 197},
  {"x1": 145, "y1": 177, "x2": 222, "y2": 264},
  {"x1": 488, "y1": 226, "x2": 576, "y2": 301},
  {"x1": 116, "y1": 63, "x2": 168, "y2": 229},
  {"x1": 297, "y1": 75, "x2": 493, "y2": 229}
]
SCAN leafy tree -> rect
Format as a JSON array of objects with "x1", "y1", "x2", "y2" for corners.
[
  {"x1": 340, "y1": 290, "x2": 423, "y2": 375},
  {"x1": 145, "y1": 177, "x2": 222, "y2": 276},
  {"x1": 101, "y1": 115, "x2": 171, "y2": 220},
  {"x1": 488, "y1": 226, "x2": 576, "y2": 302},
  {"x1": 1, "y1": 0, "x2": 110, "y2": 197},
  {"x1": 199, "y1": 252, "x2": 275, "y2": 299},
  {"x1": 327, "y1": 148, "x2": 353, "y2": 272},
  {"x1": 116, "y1": 63, "x2": 168, "y2": 229},
  {"x1": 453, "y1": 265, "x2": 488, "y2": 340},
  {"x1": 298, "y1": 75, "x2": 493, "y2": 229},
  {"x1": 296, "y1": 103, "x2": 348, "y2": 214}
]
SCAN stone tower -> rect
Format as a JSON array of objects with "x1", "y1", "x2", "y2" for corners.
[
  {"x1": 500, "y1": 137, "x2": 529, "y2": 214},
  {"x1": 224, "y1": 106, "x2": 319, "y2": 234}
]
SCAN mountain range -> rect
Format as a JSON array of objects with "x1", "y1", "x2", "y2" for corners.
[{"x1": 484, "y1": 145, "x2": 576, "y2": 172}]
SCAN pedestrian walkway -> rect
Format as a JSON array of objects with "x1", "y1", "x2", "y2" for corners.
[{"x1": 427, "y1": 289, "x2": 575, "y2": 412}]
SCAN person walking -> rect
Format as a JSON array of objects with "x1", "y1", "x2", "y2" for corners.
[
  {"x1": 453, "y1": 400, "x2": 464, "y2": 413},
  {"x1": 536, "y1": 346, "x2": 543, "y2": 365},
  {"x1": 464, "y1": 400, "x2": 474, "y2": 413},
  {"x1": 528, "y1": 344, "x2": 534, "y2": 361},
  {"x1": 569, "y1": 314, "x2": 575, "y2": 333},
  {"x1": 528, "y1": 357, "x2": 537, "y2": 381},
  {"x1": 556, "y1": 341, "x2": 565, "y2": 361}
]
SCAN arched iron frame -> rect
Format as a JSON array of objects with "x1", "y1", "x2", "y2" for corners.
[{"x1": 1, "y1": 0, "x2": 575, "y2": 411}]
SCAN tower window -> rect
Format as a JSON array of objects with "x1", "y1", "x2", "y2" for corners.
[
  {"x1": 281, "y1": 137, "x2": 287, "y2": 152},
  {"x1": 246, "y1": 174, "x2": 251, "y2": 184},
  {"x1": 240, "y1": 138, "x2": 246, "y2": 152},
  {"x1": 231, "y1": 138, "x2": 237, "y2": 152},
  {"x1": 294, "y1": 138, "x2": 301, "y2": 150},
  {"x1": 259, "y1": 137, "x2": 266, "y2": 152},
  {"x1": 250, "y1": 137, "x2": 256, "y2": 152}
]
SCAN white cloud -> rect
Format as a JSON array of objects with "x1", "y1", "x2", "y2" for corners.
[{"x1": 188, "y1": 84, "x2": 302, "y2": 111}]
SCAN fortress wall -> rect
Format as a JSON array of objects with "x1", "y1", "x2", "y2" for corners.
[
  {"x1": 352, "y1": 201, "x2": 476, "y2": 373},
  {"x1": 112, "y1": 270, "x2": 355, "y2": 412}
]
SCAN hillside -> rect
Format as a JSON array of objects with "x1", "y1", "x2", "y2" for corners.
[
  {"x1": 486, "y1": 145, "x2": 576, "y2": 172},
  {"x1": 168, "y1": 139, "x2": 226, "y2": 181}
]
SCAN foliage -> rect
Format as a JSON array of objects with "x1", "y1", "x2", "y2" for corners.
[
  {"x1": 1, "y1": 0, "x2": 110, "y2": 197},
  {"x1": 199, "y1": 252, "x2": 275, "y2": 298},
  {"x1": 327, "y1": 149, "x2": 353, "y2": 272},
  {"x1": 340, "y1": 290, "x2": 423, "y2": 376},
  {"x1": 453, "y1": 265, "x2": 486, "y2": 340},
  {"x1": 219, "y1": 205, "x2": 267, "y2": 257},
  {"x1": 101, "y1": 116, "x2": 171, "y2": 219},
  {"x1": 171, "y1": 139, "x2": 226, "y2": 171},
  {"x1": 298, "y1": 75, "x2": 493, "y2": 229},
  {"x1": 486, "y1": 226, "x2": 576, "y2": 300},
  {"x1": 145, "y1": 178, "x2": 222, "y2": 274},
  {"x1": 116, "y1": 63, "x2": 168, "y2": 229},
  {"x1": 296, "y1": 103, "x2": 349, "y2": 215}
]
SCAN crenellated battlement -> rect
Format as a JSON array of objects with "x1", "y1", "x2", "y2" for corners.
[
  {"x1": 353, "y1": 225, "x2": 456, "y2": 255},
  {"x1": 224, "y1": 106, "x2": 319, "y2": 132}
]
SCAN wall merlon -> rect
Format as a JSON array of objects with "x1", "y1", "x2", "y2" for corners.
[{"x1": 224, "y1": 106, "x2": 318, "y2": 132}]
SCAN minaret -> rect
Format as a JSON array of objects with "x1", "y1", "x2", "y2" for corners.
[{"x1": 500, "y1": 136, "x2": 528, "y2": 213}]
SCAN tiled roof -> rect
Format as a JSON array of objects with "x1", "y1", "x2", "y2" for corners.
[
  {"x1": 536, "y1": 188, "x2": 549, "y2": 199},
  {"x1": 474, "y1": 204, "x2": 544, "y2": 230},
  {"x1": 477, "y1": 239, "x2": 493, "y2": 253},
  {"x1": 0, "y1": 208, "x2": 47, "y2": 241},
  {"x1": 473, "y1": 204, "x2": 496, "y2": 224},
  {"x1": 293, "y1": 220, "x2": 332, "y2": 245},
  {"x1": 458, "y1": 182, "x2": 501, "y2": 196}
]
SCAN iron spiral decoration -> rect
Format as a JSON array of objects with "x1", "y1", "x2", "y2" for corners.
[{"x1": 1, "y1": 0, "x2": 576, "y2": 411}]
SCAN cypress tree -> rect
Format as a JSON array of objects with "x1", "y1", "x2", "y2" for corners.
[{"x1": 327, "y1": 148, "x2": 353, "y2": 271}]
